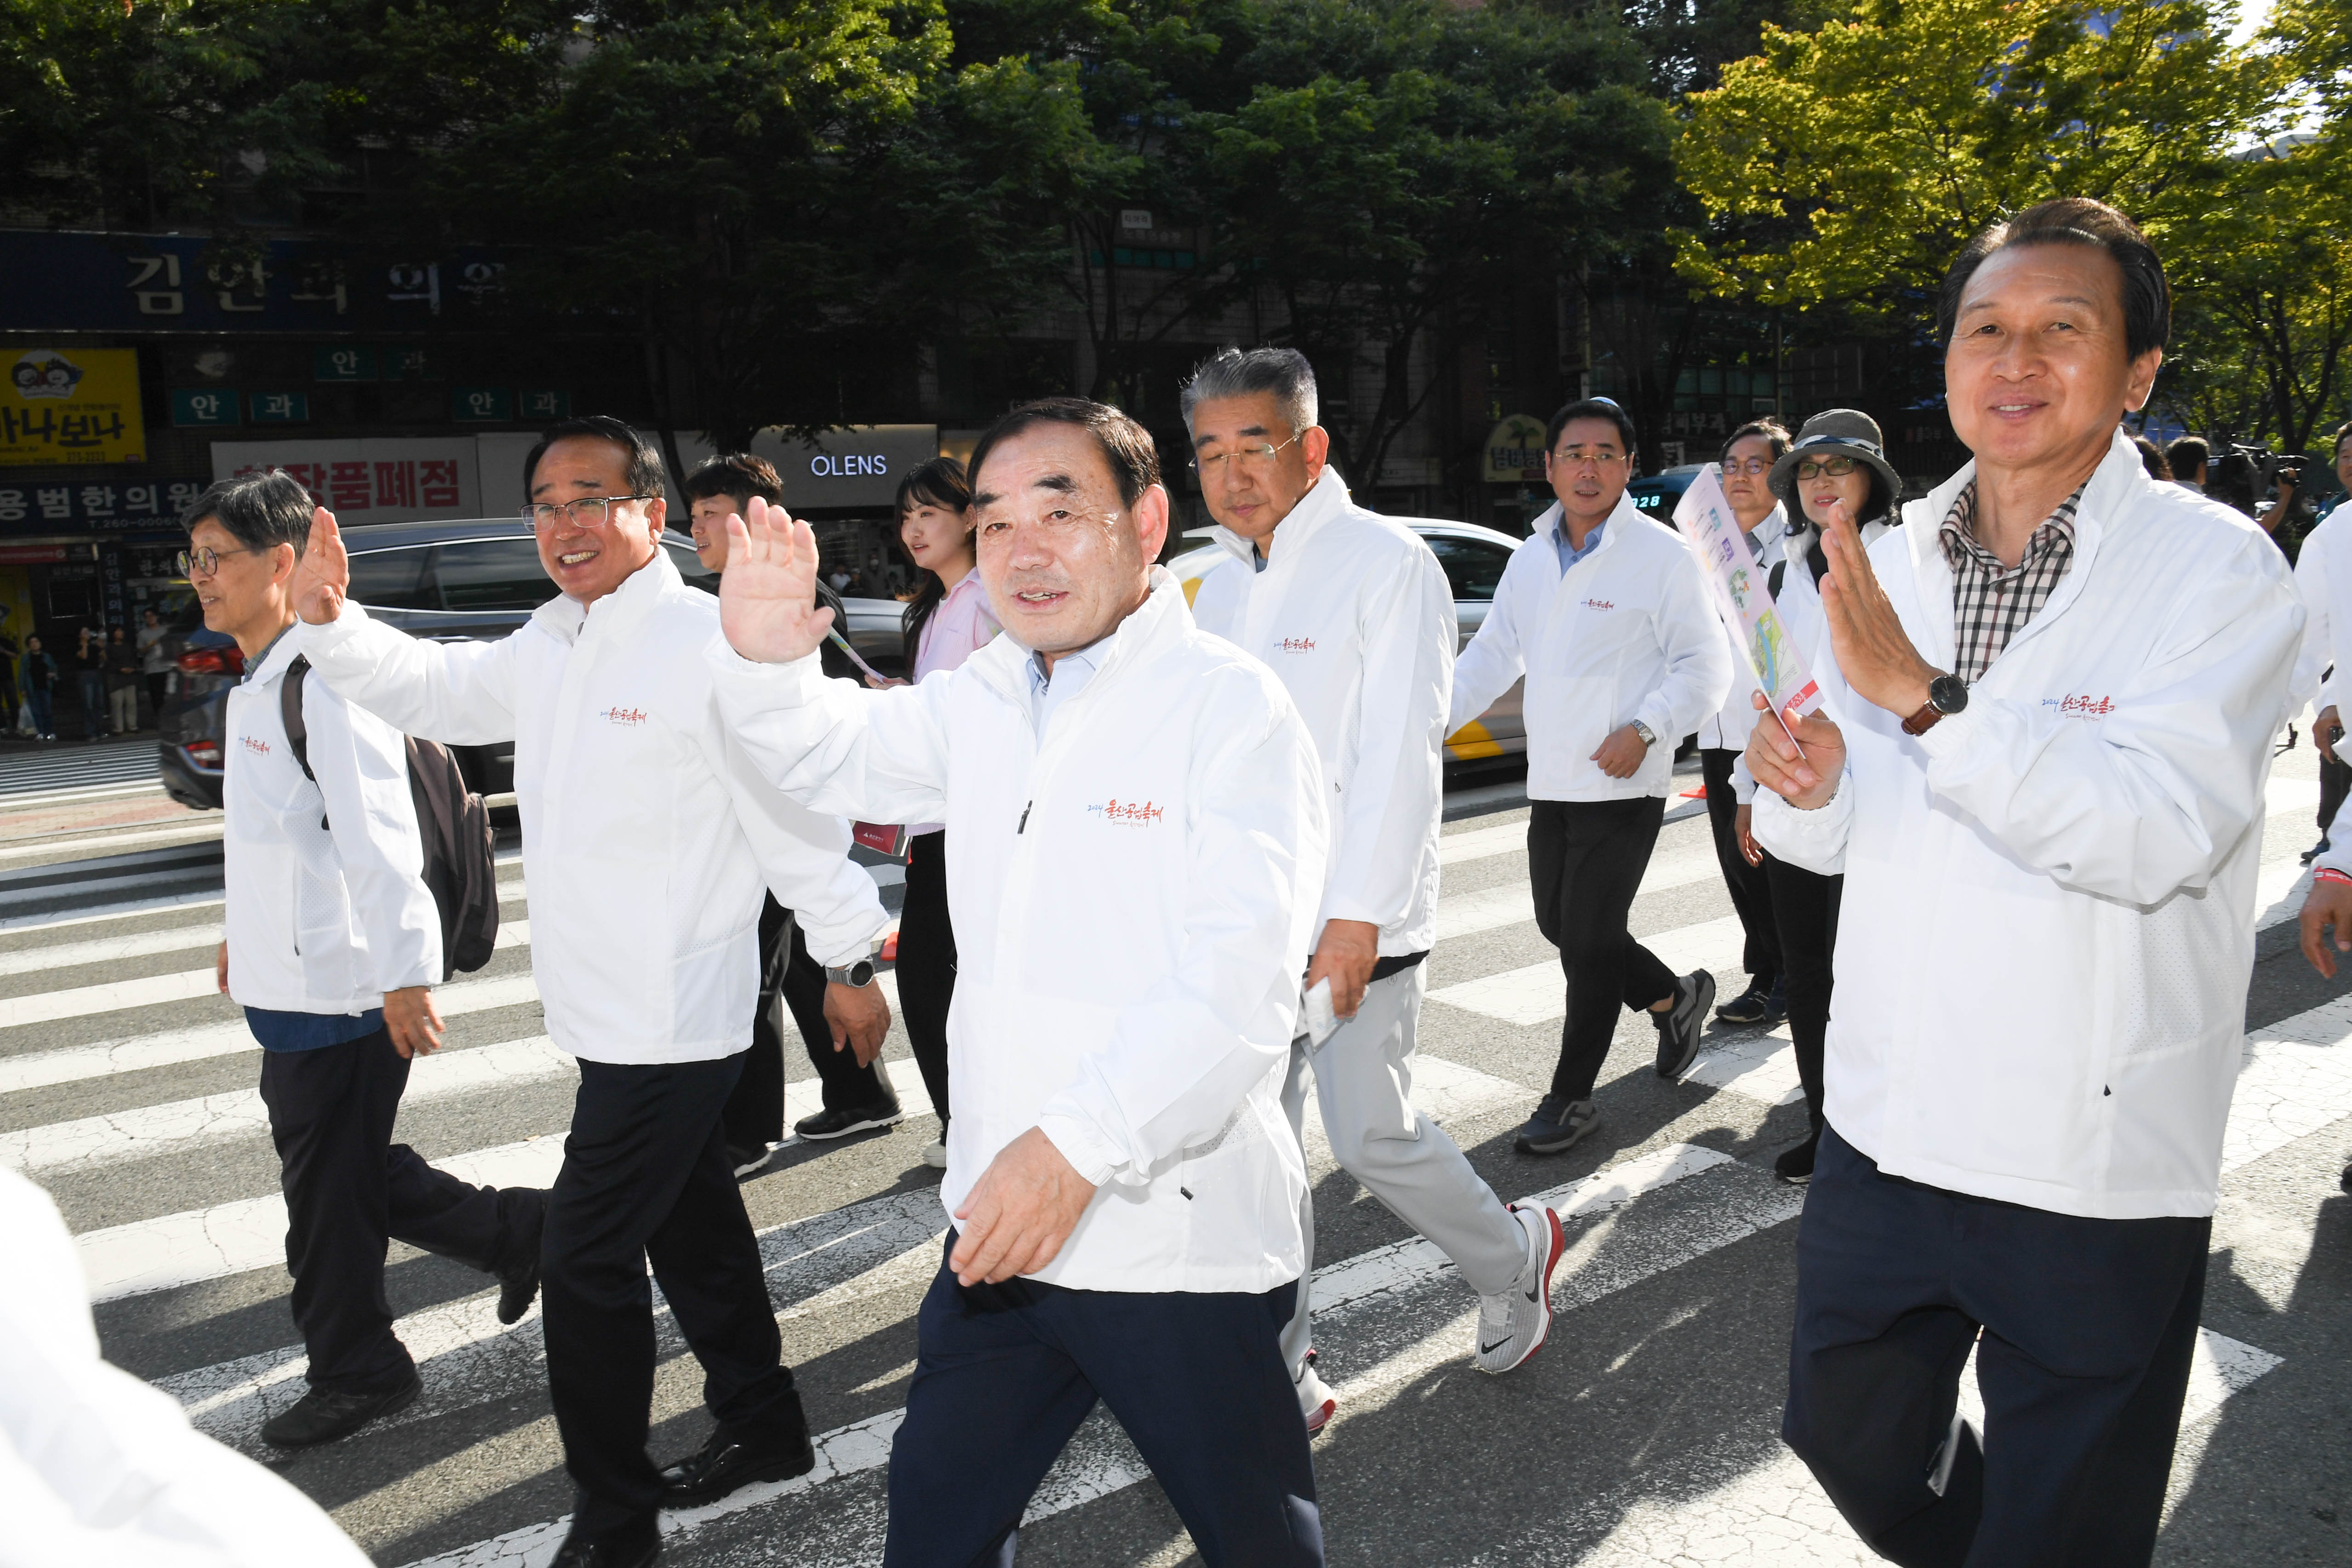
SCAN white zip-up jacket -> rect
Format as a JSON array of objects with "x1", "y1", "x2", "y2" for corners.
[
  {"x1": 1188, "y1": 467, "x2": 1450, "y2": 957},
  {"x1": 1753, "y1": 431, "x2": 2303, "y2": 1219},
  {"x1": 224, "y1": 627, "x2": 441, "y2": 1016},
  {"x1": 2290, "y1": 507, "x2": 2348, "y2": 716},
  {"x1": 1694, "y1": 504, "x2": 1787, "y2": 753},
  {"x1": 298, "y1": 549, "x2": 888, "y2": 1066},
  {"x1": 709, "y1": 571, "x2": 1328, "y2": 1293},
  {"x1": 1450, "y1": 492, "x2": 1731, "y2": 801}
]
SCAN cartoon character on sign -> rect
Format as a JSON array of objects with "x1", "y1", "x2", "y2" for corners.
[
  {"x1": 11, "y1": 351, "x2": 84, "y2": 401},
  {"x1": 1749, "y1": 610, "x2": 1793, "y2": 698}
]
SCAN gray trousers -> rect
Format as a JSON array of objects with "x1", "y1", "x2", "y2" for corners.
[{"x1": 1279, "y1": 965, "x2": 1525, "y2": 1375}]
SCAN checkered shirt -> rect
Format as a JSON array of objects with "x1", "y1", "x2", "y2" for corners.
[{"x1": 1937, "y1": 480, "x2": 2086, "y2": 683}]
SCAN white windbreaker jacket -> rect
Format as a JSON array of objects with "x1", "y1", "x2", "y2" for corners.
[
  {"x1": 2289, "y1": 507, "x2": 2349, "y2": 715},
  {"x1": 1754, "y1": 432, "x2": 2303, "y2": 1219},
  {"x1": 709, "y1": 571, "x2": 1329, "y2": 1294},
  {"x1": 1450, "y1": 492, "x2": 1731, "y2": 801},
  {"x1": 298, "y1": 549, "x2": 888, "y2": 1065},
  {"x1": 1188, "y1": 467, "x2": 1451, "y2": 958},
  {"x1": 223, "y1": 627, "x2": 441, "y2": 1016}
]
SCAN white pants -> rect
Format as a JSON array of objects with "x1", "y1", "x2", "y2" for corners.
[{"x1": 1279, "y1": 964, "x2": 1524, "y2": 1375}]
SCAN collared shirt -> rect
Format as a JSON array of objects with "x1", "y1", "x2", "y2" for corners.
[
  {"x1": 1553, "y1": 519, "x2": 1607, "y2": 576},
  {"x1": 1938, "y1": 480, "x2": 2086, "y2": 683},
  {"x1": 1029, "y1": 638, "x2": 1110, "y2": 735},
  {"x1": 912, "y1": 570, "x2": 1000, "y2": 683}
]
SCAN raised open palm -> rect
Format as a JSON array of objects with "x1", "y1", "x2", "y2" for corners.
[
  {"x1": 718, "y1": 497, "x2": 835, "y2": 664},
  {"x1": 293, "y1": 506, "x2": 351, "y2": 625}
]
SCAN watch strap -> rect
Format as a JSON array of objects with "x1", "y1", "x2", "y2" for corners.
[{"x1": 1901, "y1": 702, "x2": 1944, "y2": 737}]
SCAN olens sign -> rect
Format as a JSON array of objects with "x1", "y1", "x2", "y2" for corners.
[{"x1": 675, "y1": 425, "x2": 938, "y2": 510}]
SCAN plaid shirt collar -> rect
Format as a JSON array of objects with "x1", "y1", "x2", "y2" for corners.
[{"x1": 1935, "y1": 479, "x2": 2087, "y2": 684}]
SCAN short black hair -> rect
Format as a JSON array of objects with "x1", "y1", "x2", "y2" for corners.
[
  {"x1": 2327, "y1": 422, "x2": 2352, "y2": 462},
  {"x1": 183, "y1": 469, "x2": 313, "y2": 557},
  {"x1": 683, "y1": 452, "x2": 782, "y2": 511},
  {"x1": 895, "y1": 454, "x2": 971, "y2": 517},
  {"x1": 1720, "y1": 419, "x2": 1791, "y2": 464},
  {"x1": 1545, "y1": 397, "x2": 1637, "y2": 458},
  {"x1": 1937, "y1": 197, "x2": 2169, "y2": 360},
  {"x1": 966, "y1": 397, "x2": 1161, "y2": 509},
  {"x1": 2166, "y1": 435, "x2": 2209, "y2": 474},
  {"x1": 522, "y1": 415, "x2": 668, "y2": 503},
  {"x1": 2132, "y1": 435, "x2": 2171, "y2": 481}
]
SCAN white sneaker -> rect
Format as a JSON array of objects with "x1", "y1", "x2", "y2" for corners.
[
  {"x1": 1472, "y1": 1203, "x2": 1564, "y2": 1374},
  {"x1": 1295, "y1": 1357, "x2": 1337, "y2": 1436},
  {"x1": 921, "y1": 1139, "x2": 948, "y2": 1170}
]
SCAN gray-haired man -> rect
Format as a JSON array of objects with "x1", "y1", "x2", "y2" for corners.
[{"x1": 1185, "y1": 347, "x2": 1564, "y2": 1434}]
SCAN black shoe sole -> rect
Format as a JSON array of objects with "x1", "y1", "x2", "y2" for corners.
[
  {"x1": 794, "y1": 1111, "x2": 904, "y2": 1141},
  {"x1": 1514, "y1": 1118, "x2": 1598, "y2": 1157},
  {"x1": 261, "y1": 1375, "x2": 421, "y2": 1448},
  {"x1": 1655, "y1": 973, "x2": 1716, "y2": 1079},
  {"x1": 660, "y1": 1444, "x2": 817, "y2": 1509}
]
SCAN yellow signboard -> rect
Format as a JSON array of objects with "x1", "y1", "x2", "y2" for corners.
[
  {"x1": 1481, "y1": 412, "x2": 1547, "y2": 484},
  {"x1": 1, "y1": 349, "x2": 146, "y2": 467}
]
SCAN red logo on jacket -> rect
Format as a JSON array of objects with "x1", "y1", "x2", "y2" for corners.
[
  {"x1": 1277, "y1": 636, "x2": 1316, "y2": 652},
  {"x1": 240, "y1": 735, "x2": 269, "y2": 756},
  {"x1": 602, "y1": 706, "x2": 647, "y2": 726},
  {"x1": 1583, "y1": 598, "x2": 1614, "y2": 611},
  {"x1": 1087, "y1": 798, "x2": 1165, "y2": 825},
  {"x1": 2055, "y1": 694, "x2": 2114, "y2": 717}
]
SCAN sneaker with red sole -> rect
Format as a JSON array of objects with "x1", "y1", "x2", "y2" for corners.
[{"x1": 1472, "y1": 1202, "x2": 1565, "y2": 1373}]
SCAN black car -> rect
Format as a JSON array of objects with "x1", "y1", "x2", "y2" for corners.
[{"x1": 159, "y1": 520, "x2": 915, "y2": 811}]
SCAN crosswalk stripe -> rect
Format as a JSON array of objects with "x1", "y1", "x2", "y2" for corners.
[{"x1": 0, "y1": 919, "x2": 226, "y2": 978}]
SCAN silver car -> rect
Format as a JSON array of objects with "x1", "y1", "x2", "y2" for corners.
[{"x1": 1167, "y1": 517, "x2": 1527, "y2": 765}]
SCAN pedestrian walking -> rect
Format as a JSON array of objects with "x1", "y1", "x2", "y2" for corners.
[
  {"x1": 1184, "y1": 347, "x2": 1564, "y2": 1431},
  {"x1": 1733, "y1": 409, "x2": 1901, "y2": 1185},
  {"x1": 681, "y1": 452, "x2": 901, "y2": 1173},
  {"x1": 187, "y1": 470, "x2": 549, "y2": 1449},
  {"x1": 887, "y1": 454, "x2": 996, "y2": 1169},
  {"x1": 291, "y1": 417, "x2": 893, "y2": 1568},
  {"x1": 139, "y1": 606, "x2": 173, "y2": 715},
  {"x1": 72, "y1": 625, "x2": 105, "y2": 741},
  {"x1": 1696, "y1": 419, "x2": 1789, "y2": 1026},
  {"x1": 2289, "y1": 422, "x2": 2352, "y2": 863},
  {"x1": 711, "y1": 398, "x2": 1330, "y2": 1568},
  {"x1": 20, "y1": 634, "x2": 57, "y2": 739},
  {"x1": 104, "y1": 624, "x2": 141, "y2": 732},
  {"x1": 1450, "y1": 397, "x2": 1733, "y2": 1156},
  {"x1": 1746, "y1": 197, "x2": 2301, "y2": 1565}
]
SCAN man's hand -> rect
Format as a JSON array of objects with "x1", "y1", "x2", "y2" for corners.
[
  {"x1": 383, "y1": 985, "x2": 445, "y2": 1059},
  {"x1": 1591, "y1": 723, "x2": 1649, "y2": 780},
  {"x1": 950, "y1": 1127, "x2": 1099, "y2": 1286},
  {"x1": 718, "y1": 498, "x2": 836, "y2": 664},
  {"x1": 1734, "y1": 803, "x2": 1763, "y2": 867},
  {"x1": 2319, "y1": 705, "x2": 2341, "y2": 765},
  {"x1": 217, "y1": 940, "x2": 229, "y2": 995},
  {"x1": 1305, "y1": 918, "x2": 1379, "y2": 1020},
  {"x1": 292, "y1": 507, "x2": 351, "y2": 626},
  {"x1": 1744, "y1": 690, "x2": 1847, "y2": 810},
  {"x1": 2300, "y1": 876, "x2": 2352, "y2": 978},
  {"x1": 824, "y1": 979, "x2": 891, "y2": 1069},
  {"x1": 1816, "y1": 498, "x2": 1938, "y2": 718}
]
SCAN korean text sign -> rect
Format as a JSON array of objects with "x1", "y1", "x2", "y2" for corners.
[
  {"x1": 1671, "y1": 464, "x2": 1821, "y2": 720},
  {"x1": 3, "y1": 349, "x2": 146, "y2": 467}
]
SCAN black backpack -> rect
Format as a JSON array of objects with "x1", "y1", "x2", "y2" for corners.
[{"x1": 280, "y1": 656, "x2": 500, "y2": 979}]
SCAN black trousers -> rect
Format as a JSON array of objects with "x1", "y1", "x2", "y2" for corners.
[
  {"x1": 2320, "y1": 751, "x2": 2351, "y2": 838},
  {"x1": 1701, "y1": 749, "x2": 1779, "y2": 987},
  {"x1": 1762, "y1": 852, "x2": 1841, "y2": 1133},
  {"x1": 257, "y1": 1030, "x2": 509, "y2": 1396},
  {"x1": 544, "y1": 1055, "x2": 798, "y2": 1533},
  {"x1": 1785, "y1": 1127, "x2": 2210, "y2": 1568},
  {"x1": 1529, "y1": 796, "x2": 1678, "y2": 1102},
  {"x1": 896, "y1": 830, "x2": 955, "y2": 1130},
  {"x1": 721, "y1": 895, "x2": 898, "y2": 1149},
  {"x1": 885, "y1": 1238, "x2": 1321, "y2": 1568}
]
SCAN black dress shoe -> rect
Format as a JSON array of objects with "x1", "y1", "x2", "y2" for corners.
[
  {"x1": 792, "y1": 1099, "x2": 904, "y2": 1141},
  {"x1": 549, "y1": 1518, "x2": 659, "y2": 1568},
  {"x1": 495, "y1": 1187, "x2": 548, "y2": 1326},
  {"x1": 260, "y1": 1369, "x2": 421, "y2": 1448},
  {"x1": 659, "y1": 1408, "x2": 816, "y2": 1507}
]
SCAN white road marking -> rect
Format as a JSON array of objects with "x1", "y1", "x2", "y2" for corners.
[
  {"x1": 0, "y1": 919, "x2": 224, "y2": 979},
  {"x1": 1428, "y1": 916, "x2": 1746, "y2": 1027}
]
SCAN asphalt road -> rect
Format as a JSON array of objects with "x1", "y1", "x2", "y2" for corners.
[{"x1": 5, "y1": 747, "x2": 2346, "y2": 1567}]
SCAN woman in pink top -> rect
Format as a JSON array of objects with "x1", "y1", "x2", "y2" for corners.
[{"x1": 893, "y1": 457, "x2": 996, "y2": 1169}]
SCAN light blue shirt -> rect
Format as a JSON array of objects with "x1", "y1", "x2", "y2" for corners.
[
  {"x1": 1029, "y1": 640, "x2": 1109, "y2": 735},
  {"x1": 1553, "y1": 518, "x2": 1606, "y2": 576}
]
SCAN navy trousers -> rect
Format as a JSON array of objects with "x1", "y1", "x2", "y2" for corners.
[
  {"x1": 1784, "y1": 1126, "x2": 2210, "y2": 1568},
  {"x1": 885, "y1": 1239, "x2": 1323, "y2": 1568}
]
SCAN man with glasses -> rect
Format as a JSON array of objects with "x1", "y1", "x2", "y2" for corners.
[
  {"x1": 1183, "y1": 348, "x2": 1566, "y2": 1431},
  {"x1": 288, "y1": 416, "x2": 891, "y2": 1568},
  {"x1": 1451, "y1": 398, "x2": 1730, "y2": 1156}
]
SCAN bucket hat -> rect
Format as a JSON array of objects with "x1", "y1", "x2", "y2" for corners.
[{"x1": 1768, "y1": 409, "x2": 1902, "y2": 515}]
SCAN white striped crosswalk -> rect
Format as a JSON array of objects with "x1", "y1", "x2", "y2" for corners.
[{"x1": 1, "y1": 767, "x2": 2341, "y2": 1564}]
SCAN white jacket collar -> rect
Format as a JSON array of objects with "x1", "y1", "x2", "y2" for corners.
[
  {"x1": 1207, "y1": 464, "x2": 1351, "y2": 567},
  {"x1": 1533, "y1": 489, "x2": 1645, "y2": 562},
  {"x1": 965, "y1": 566, "x2": 1192, "y2": 713},
  {"x1": 532, "y1": 544, "x2": 680, "y2": 646},
  {"x1": 246, "y1": 620, "x2": 307, "y2": 684}
]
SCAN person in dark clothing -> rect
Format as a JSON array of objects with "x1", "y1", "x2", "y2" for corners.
[
  {"x1": 72, "y1": 626, "x2": 106, "y2": 740},
  {"x1": 105, "y1": 625, "x2": 142, "y2": 732},
  {"x1": 19, "y1": 635, "x2": 56, "y2": 739}
]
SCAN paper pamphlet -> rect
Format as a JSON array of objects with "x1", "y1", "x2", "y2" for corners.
[
  {"x1": 1671, "y1": 464, "x2": 1822, "y2": 725},
  {"x1": 1302, "y1": 978, "x2": 1340, "y2": 1047}
]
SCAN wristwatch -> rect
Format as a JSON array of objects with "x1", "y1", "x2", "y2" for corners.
[
  {"x1": 825, "y1": 958, "x2": 877, "y2": 988},
  {"x1": 1629, "y1": 720, "x2": 1659, "y2": 748},
  {"x1": 1901, "y1": 672, "x2": 1969, "y2": 736}
]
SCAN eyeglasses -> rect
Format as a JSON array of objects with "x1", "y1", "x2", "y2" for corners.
[
  {"x1": 177, "y1": 544, "x2": 270, "y2": 578},
  {"x1": 1190, "y1": 434, "x2": 1304, "y2": 475},
  {"x1": 1551, "y1": 447, "x2": 1627, "y2": 469},
  {"x1": 521, "y1": 495, "x2": 651, "y2": 528},
  {"x1": 1793, "y1": 456, "x2": 1861, "y2": 481},
  {"x1": 1722, "y1": 457, "x2": 1774, "y2": 477}
]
